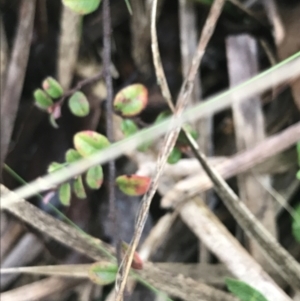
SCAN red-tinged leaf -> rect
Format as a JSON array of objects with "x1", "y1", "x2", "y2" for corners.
[
  {"x1": 62, "y1": 0, "x2": 101, "y2": 15},
  {"x1": 86, "y1": 165, "x2": 103, "y2": 189},
  {"x1": 121, "y1": 241, "x2": 143, "y2": 270},
  {"x1": 65, "y1": 149, "x2": 82, "y2": 163},
  {"x1": 42, "y1": 191, "x2": 55, "y2": 205},
  {"x1": 68, "y1": 91, "x2": 90, "y2": 117},
  {"x1": 88, "y1": 262, "x2": 117, "y2": 285},
  {"x1": 59, "y1": 183, "x2": 71, "y2": 206},
  {"x1": 34, "y1": 89, "x2": 53, "y2": 110},
  {"x1": 167, "y1": 147, "x2": 182, "y2": 164},
  {"x1": 74, "y1": 131, "x2": 110, "y2": 157},
  {"x1": 73, "y1": 176, "x2": 86, "y2": 199},
  {"x1": 48, "y1": 102, "x2": 62, "y2": 118},
  {"x1": 42, "y1": 77, "x2": 64, "y2": 99},
  {"x1": 116, "y1": 175, "x2": 151, "y2": 196},
  {"x1": 113, "y1": 84, "x2": 148, "y2": 117}
]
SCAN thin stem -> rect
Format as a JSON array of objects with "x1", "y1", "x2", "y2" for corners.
[{"x1": 102, "y1": 0, "x2": 121, "y2": 265}]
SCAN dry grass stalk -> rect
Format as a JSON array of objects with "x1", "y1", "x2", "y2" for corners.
[
  {"x1": 226, "y1": 34, "x2": 277, "y2": 267},
  {"x1": 114, "y1": 1, "x2": 226, "y2": 299}
]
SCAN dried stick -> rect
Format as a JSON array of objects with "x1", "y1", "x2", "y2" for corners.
[
  {"x1": 226, "y1": 34, "x2": 277, "y2": 266},
  {"x1": 0, "y1": 185, "x2": 237, "y2": 301},
  {"x1": 57, "y1": 6, "x2": 81, "y2": 90},
  {"x1": 162, "y1": 121, "x2": 300, "y2": 208},
  {"x1": 2, "y1": 52, "x2": 300, "y2": 206},
  {"x1": 0, "y1": 277, "x2": 83, "y2": 301},
  {"x1": 0, "y1": 0, "x2": 36, "y2": 169},
  {"x1": 180, "y1": 197, "x2": 291, "y2": 301},
  {"x1": 178, "y1": 0, "x2": 213, "y2": 263},
  {"x1": 0, "y1": 16, "x2": 8, "y2": 97},
  {"x1": 184, "y1": 139, "x2": 300, "y2": 289},
  {"x1": 114, "y1": 1, "x2": 226, "y2": 300}
]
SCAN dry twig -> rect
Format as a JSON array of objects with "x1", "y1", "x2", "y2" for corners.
[
  {"x1": 114, "y1": 1, "x2": 226, "y2": 299},
  {"x1": 0, "y1": 185, "x2": 237, "y2": 301},
  {"x1": 162, "y1": 121, "x2": 300, "y2": 208},
  {"x1": 0, "y1": 0, "x2": 36, "y2": 169},
  {"x1": 180, "y1": 197, "x2": 290, "y2": 301}
]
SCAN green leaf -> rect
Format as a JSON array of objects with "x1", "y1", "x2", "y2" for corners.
[
  {"x1": 116, "y1": 175, "x2": 151, "y2": 196},
  {"x1": 73, "y1": 176, "x2": 86, "y2": 199},
  {"x1": 65, "y1": 149, "x2": 82, "y2": 163},
  {"x1": 113, "y1": 84, "x2": 148, "y2": 117},
  {"x1": 68, "y1": 91, "x2": 90, "y2": 117},
  {"x1": 167, "y1": 147, "x2": 182, "y2": 164},
  {"x1": 34, "y1": 89, "x2": 53, "y2": 110},
  {"x1": 86, "y1": 165, "x2": 103, "y2": 189},
  {"x1": 121, "y1": 119, "x2": 139, "y2": 137},
  {"x1": 154, "y1": 111, "x2": 171, "y2": 124},
  {"x1": 62, "y1": 0, "x2": 101, "y2": 15},
  {"x1": 47, "y1": 162, "x2": 65, "y2": 173},
  {"x1": 74, "y1": 131, "x2": 110, "y2": 157},
  {"x1": 88, "y1": 262, "x2": 117, "y2": 285},
  {"x1": 297, "y1": 141, "x2": 300, "y2": 166},
  {"x1": 225, "y1": 278, "x2": 269, "y2": 301},
  {"x1": 292, "y1": 204, "x2": 300, "y2": 243},
  {"x1": 59, "y1": 183, "x2": 71, "y2": 206},
  {"x1": 137, "y1": 140, "x2": 152, "y2": 152},
  {"x1": 297, "y1": 170, "x2": 300, "y2": 180},
  {"x1": 42, "y1": 77, "x2": 64, "y2": 99},
  {"x1": 178, "y1": 125, "x2": 198, "y2": 145},
  {"x1": 49, "y1": 113, "x2": 59, "y2": 128}
]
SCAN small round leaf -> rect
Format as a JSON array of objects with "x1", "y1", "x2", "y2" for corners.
[
  {"x1": 88, "y1": 262, "x2": 118, "y2": 285},
  {"x1": 74, "y1": 131, "x2": 110, "y2": 157},
  {"x1": 116, "y1": 175, "x2": 151, "y2": 196},
  {"x1": 154, "y1": 111, "x2": 171, "y2": 124},
  {"x1": 34, "y1": 89, "x2": 53, "y2": 110},
  {"x1": 113, "y1": 84, "x2": 148, "y2": 117},
  {"x1": 121, "y1": 119, "x2": 139, "y2": 137},
  {"x1": 86, "y1": 165, "x2": 103, "y2": 189},
  {"x1": 42, "y1": 77, "x2": 64, "y2": 99},
  {"x1": 48, "y1": 162, "x2": 64, "y2": 173},
  {"x1": 73, "y1": 176, "x2": 87, "y2": 199},
  {"x1": 68, "y1": 91, "x2": 90, "y2": 117},
  {"x1": 59, "y1": 183, "x2": 71, "y2": 206},
  {"x1": 167, "y1": 147, "x2": 182, "y2": 164},
  {"x1": 65, "y1": 149, "x2": 82, "y2": 163},
  {"x1": 62, "y1": 0, "x2": 101, "y2": 15}
]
